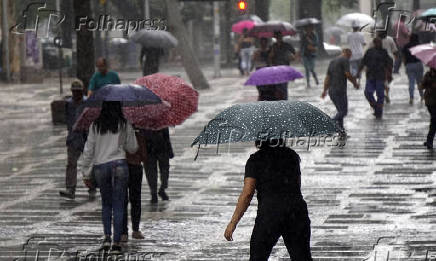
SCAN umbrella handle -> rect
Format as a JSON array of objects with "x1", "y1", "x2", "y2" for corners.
[{"x1": 194, "y1": 144, "x2": 200, "y2": 161}]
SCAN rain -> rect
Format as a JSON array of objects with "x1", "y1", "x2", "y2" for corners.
[{"x1": 0, "y1": 0, "x2": 436, "y2": 260}]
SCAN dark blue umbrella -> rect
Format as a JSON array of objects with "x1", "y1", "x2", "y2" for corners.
[
  {"x1": 192, "y1": 101, "x2": 337, "y2": 146},
  {"x1": 85, "y1": 83, "x2": 162, "y2": 107}
]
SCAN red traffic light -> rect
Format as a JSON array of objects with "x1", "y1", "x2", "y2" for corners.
[{"x1": 238, "y1": 0, "x2": 247, "y2": 10}]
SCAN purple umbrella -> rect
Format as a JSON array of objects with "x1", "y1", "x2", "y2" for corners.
[{"x1": 244, "y1": 65, "x2": 304, "y2": 86}]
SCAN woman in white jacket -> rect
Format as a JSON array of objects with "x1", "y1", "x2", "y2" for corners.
[{"x1": 80, "y1": 101, "x2": 138, "y2": 253}]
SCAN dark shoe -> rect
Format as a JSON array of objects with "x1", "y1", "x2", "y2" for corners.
[
  {"x1": 59, "y1": 189, "x2": 75, "y2": 200},
  {"x1": 100, "y1": 236, "x2": 111, "y2": 251},
  {"x1": 158, "y1": 189, "x2": 169, "y2": 201},
  {"x1": 424, "y1": 142, "x2": 433, "y2": 149},
  {"x1": 88, "y1": 188, "x2": 97, "y2": 199},
  {"x1": 151, "y1": 194, "x2": 158, "y2": 204},
  {"x1": 110, "y1": 243, "x2": 122, "y2": 254},
  {"x1": 132, "y1": 231, "x2": 144, "y2": 239},
  {"x1": 409, "y1": 98, "x2": 414, "y2": 105}
]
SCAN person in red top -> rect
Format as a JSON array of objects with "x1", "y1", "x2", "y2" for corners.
[{"x1": 392, "y1": 15, "x2": 410, "y2": 74}]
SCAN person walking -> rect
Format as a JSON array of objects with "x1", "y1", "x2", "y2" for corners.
[
  {"x1": 419, "y1": 68, "x2": 436, "y2": 149},
  {"x1": 237, "y1": 29, "x2": 255, "y2": 76},
  {"x1": 321, "y1": 49, "x2": 359, "y2": 137},
  {"x1": 121, "y1": 130, "x2": 148, "y2": 241},
  {"x1": 269, "y1": 31, "x2": 296, "y2": 99},
  {"x1": 87, "y1": 57, "x2": 121, "y2": 97},
  {"x1": 140, "y1": 46, "x2": 164, "y2": 76},
  {"x1": 59, "y1": 79, "x2": 93, "y2": 199},
  {"x1": 299, "y1": 24, "x2": 319, "y2": 88},
  {"x1": 371, "y1": 31, "x2": 398, "y2": 104},
  {"x1": 143, "y1": 128, "x2": 174, "y2": 204},
  {"x1": 392, "y1": 15, "x2": 410, "y2": 74},
  {"x1": 347, "y1": 23, "x2": 366, "y2": 77},
  {"x1": 224, "y1": 139, "x2": 313, "y2": 261},
  {"x1": 403, "y1": 33, "x2": 424, "y2": 105},
  {"x1": 252, "y1": 38, "x2": 275, "y2": 101},
  {"x1": 358, "y1": 37, "x2": 393, "y2": 119},
  {"x1": 80, "y1": 101, "x2": 138, "y2": 253}
]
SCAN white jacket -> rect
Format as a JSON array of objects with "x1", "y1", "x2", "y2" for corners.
[{"x1": 80, "y1": 122, "x2": 138, "y2": 180}]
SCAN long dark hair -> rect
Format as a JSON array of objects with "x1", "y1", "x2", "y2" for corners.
[{"x1": 93, "y1": 101, "x2": 126, "y2": 135}]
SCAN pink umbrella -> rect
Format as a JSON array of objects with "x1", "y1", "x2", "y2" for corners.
[
  {"x1": 134, "y1": 73, "x2": 199, "y2": 128},
  {"x1": 232, "y1": 20, "x2": 256, "y2": 34},
  {"x1": 410, "y1": 42, "x2": 436, "y2": 69}
]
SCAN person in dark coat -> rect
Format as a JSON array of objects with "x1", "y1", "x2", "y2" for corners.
[
  {"x1": 269, "y1": 31, "x2": 296, "y2": 100},
  {"x1": 419, "y1": 67, "x2": 436, "y2": 149},
  {"x1": 59, "y1": 79, "x2": 92, "y2": 199},
  {"x1": 142, "y1": 128, "x2": 174, "y2": 203},
  {"x1": 252, "y1": 37, "x2": 275, "y2": 101},
  {"x1": 357, "y1": 37, "x2": 393, "y2": 119},
  {"x1": 224, "y1": 139, "x2": 313, "y2": 261},
  {"x1": 140, "y1": 46, "x2": 164, "y2": 76}
]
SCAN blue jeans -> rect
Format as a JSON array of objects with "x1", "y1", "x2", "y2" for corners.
[
  {"x1": 94, "y1": 159, "x2": 128, "y2": 243},
  {"x1": 405, "y1": 62, "x2": 424, "y2": 99},
  {"x1": 364, "y1": 80, "x2": 385, "y2": 117},
  {"x1": 349, "y1": 59, "x2": 361, "y2": 78},
  {"x1": 393, "y1": 49, "x2": 402, "y2": 73},
  {"x1": 240, "y1": 48, "x2": 254, "y2": 74},
  {"x1": 302, "y1": 56, "x2": 318, "y2": 86},
  {"x1": 329, "y1": 91, "x2": 348, "y2": 132}
]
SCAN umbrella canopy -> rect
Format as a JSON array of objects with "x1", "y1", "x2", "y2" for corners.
[
  {"x1": 249, "y1": 21, "x2": 297, "y2": 38},
  {"x1": 336, "y1": 13, "x2": 375, "y2": 27},
  {"x1": 191, "y1": 101, "x2": 337, "y2": 146},
  {"x1": 294, "y1": 18, "x2": 321, "y2": 28},
  {"x1": 420, "y1": 8, "x2": 436, "y2": 18},
  {"x1": 410, "y1": 42, "x2": 436, "y2": 69},
  {"x1": 232, "y1": 20, "x2": 257, "y2": 34},
  {"x1": 325, "y1": 26, "x2": 345, "y2": 36},
  {"x1": 244, "y1": 65, "x2": 303, "y2": 86},
  {"x1": 133, "y1": 73, "x2": 199, "y2": 128},
  {"x1": 130, "y1": 30, "x2": 178, "y2": 49},
  {"x1": 85, "y1": 83, "x2": 162, "y2": 107},
  {"x1": 73, "y1": 84, "x2": 167, "y2": 131}
]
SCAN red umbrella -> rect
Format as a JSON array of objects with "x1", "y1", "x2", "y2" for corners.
[
  {"x1": 134, "y1": 73, "x2": 199, "y2": 128},
  {"x1": 73, "y1": 102, "x2": 171, "y2": 131}
]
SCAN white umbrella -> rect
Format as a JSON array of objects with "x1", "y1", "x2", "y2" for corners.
[
  {"x1": 336, "y1": 13, "x2": 375, "y2": 27},
  {"x1": 130, "y1": 30, "x2": 178, "y2": 49}
]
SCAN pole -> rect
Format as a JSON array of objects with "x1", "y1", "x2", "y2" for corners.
[
  {"x1": 213, "y1": 2, "x2": 221, "y2": 78},
  {"x1": 2, "y1": 0, "x2": 10, "y2": 82},
  {"x1": 144, "y1": 0, "x2": 150, "y2": 20},
  {"x1": 56, "y1": 0, "x2": 63, "y2": 96}
]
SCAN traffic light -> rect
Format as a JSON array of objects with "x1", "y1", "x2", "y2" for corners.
[{"x1": 238, "y1": 0, "x2": 247, "y2": 11}]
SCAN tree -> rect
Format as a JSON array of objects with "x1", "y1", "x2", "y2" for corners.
[
  {"x1": 255, "y1": 0, "x2": 270, "y2": 21},
  {"x1": 163, "y1": 0, "x2": 209, "y2": 90},
  {"x1": 73, "y1": 0, "x2": 95, "y2": 91},
  {"x1": 297, "y1": 0, "x2": 326, "y2": 56}
]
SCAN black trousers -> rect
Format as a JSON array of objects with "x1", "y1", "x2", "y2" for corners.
[
  {"x1": 427, "y1": 105, "x2": 436, "y2": 146},
  {"x1": 145, "y1": 153, "x2": 169, "y2": 195},
  {"x1": 123, "y1": 164, "x2": 143, "y2": 234},
  {"x1": 250, "y1": 197, "x2": 313, "y2": 261}
]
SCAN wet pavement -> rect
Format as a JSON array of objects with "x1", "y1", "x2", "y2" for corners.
[{"x1": 0, "y1": 62, "x2": 436, "y2": 260}]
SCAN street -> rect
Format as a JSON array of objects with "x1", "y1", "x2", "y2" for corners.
[{"x1": 0, "y1": 61, "x2": 435, "y2": 261}]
